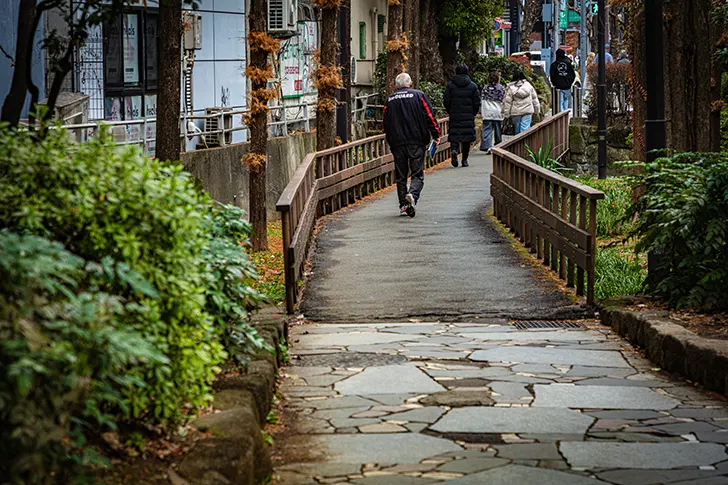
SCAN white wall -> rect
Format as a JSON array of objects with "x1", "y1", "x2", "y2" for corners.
[{"x1": 350, "y1": 0, "x2": 388, "y2": 87}]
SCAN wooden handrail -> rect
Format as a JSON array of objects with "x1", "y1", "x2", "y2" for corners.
[
  {"x1": 277, "y1": 118, "x2": 451, "y2": 313},
  {"x1": 491, "y1": 110, "x2": 604, "y2": 304}
]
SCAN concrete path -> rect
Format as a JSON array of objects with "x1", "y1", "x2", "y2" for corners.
[
  {"x1": 301, "y1": 151, "x2": 579, "y2": 322},
  {"x1": 274, "y1": 153, "x2": 728, "y2": 484}
]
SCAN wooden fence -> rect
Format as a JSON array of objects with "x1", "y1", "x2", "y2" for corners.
[
  {"x1": 491, "y1": 111, "x2": 604, "y2": 304},
  {"x1": 276, "y1": 119, "x2": 451, "y2": 313}
]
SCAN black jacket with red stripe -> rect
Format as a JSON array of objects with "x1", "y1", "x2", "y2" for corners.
[{"x1": 383, "y1": 88, "x2": 440, "y2": 148}]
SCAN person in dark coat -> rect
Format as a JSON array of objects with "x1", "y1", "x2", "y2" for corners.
[{"x1": 444, "y1": 64, "x2": 480, "y2": 168}]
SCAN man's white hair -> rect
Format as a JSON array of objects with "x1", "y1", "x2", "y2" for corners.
[{"x1": 395, "y1": 72, "x2": 413, "y2": 88}]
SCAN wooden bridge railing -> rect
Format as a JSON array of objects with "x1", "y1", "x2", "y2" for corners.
[
  {"x1": 277, "y1": 118, "x2": 451, "y2": 313},
  {"x1": 491, "y1": 111, "x2": 604, "y2": 304}
]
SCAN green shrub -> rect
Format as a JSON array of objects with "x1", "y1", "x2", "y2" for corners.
[
  {"x1": 624, "y1": 152, "x2": 728, "y2": 310},
  {"x1": 203, "y1": 204, "x2": 268, "y2": 365},
  {"x1": 0, "y1": 232, "x2": 165, "y2": 484},
  {"x1": 574, "y1": 176, "x2": 635, "y2": 238},
  {"x1": 0, "y1": 126, "x2": 260, "y2": 425},
  {"x1": 420, "y1": 80, "x2": 446, "y2": 116},
  {"x1": 594, "y1": 246, "x2": 646, "y2": 300}
]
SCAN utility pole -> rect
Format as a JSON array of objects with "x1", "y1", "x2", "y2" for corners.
[
  {"x1": 597, "y1": 0, "x2": 607, "y2": 179},
  {"x1": 552, "y1": 0, "x2": 562, "y2": 113},
  {"x1": 645, "y1": 0, "x2": 666, "y2": 285},
  {"x1": 579, "y1": 0, "x2": 587, "y2": 116},
  {"x1": 509, "y1": 0, "x2": 520, "y2": 56}
]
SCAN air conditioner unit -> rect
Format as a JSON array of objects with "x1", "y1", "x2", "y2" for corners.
[
  {"x1": 350, "y1": 56, "x2": 357, "y2": 85},
  {"x1": 204, "y1": 107, "x2": 233, "y2": 146},
  {"x1": 268, "y1": 0, "x2": 298, "y2": 37}
]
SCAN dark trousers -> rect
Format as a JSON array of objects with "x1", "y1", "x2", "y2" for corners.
[
  {"x1": 451, "y1": 142, "x2": 471, "y2": 162},
  {"x1": 392, "y1": 144, "x2": 425, "y2": 207}
]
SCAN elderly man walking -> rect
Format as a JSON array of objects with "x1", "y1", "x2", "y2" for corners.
[{"x1": 383, "y1": 72, "x2": 441, "y2": 218}]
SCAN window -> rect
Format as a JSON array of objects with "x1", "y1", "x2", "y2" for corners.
[
  {"x1": 359, "y1": 22, "x2": 366, "y2": 59},
  {"x1": 103, "y1": 10, "x2": 158, "y2": 122}
]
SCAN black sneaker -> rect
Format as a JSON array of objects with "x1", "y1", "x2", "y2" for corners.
[
  {"x1": 462, "y1": 160, "x2": 469, "y2": 167},
  {"x1": 451, "y1": 152, "x2": 459, "y2": 167}
]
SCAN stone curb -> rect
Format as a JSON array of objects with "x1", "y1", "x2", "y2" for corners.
[
  {"x1": 176, "y1": 305, "x2": 287, "y2": 485},
  {"x1": 599, "y1": 297, "x2": 728, "y2": 398}
]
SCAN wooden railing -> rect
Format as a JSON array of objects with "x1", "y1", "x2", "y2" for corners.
[
  {"x1": 277, "y1": 119, "x2": 451, "y2": 313},
  {"x1": 491, "y1": 111, "x2": 604, "y2": 304}
]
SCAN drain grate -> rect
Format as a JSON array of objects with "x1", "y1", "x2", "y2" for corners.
[
  {"x1": 512, "y1": 320, "x2": 583, "y2": 330},
  {"x1": 293, "y1": 352, "x2": 408, "y2": 367}
]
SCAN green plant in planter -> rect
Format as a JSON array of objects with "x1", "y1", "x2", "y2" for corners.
[{"x1": 525, "y1": 139, "x2": 572, "y2": 175}]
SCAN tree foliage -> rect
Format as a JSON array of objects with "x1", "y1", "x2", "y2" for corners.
[
  {"x1": 437, "y1": 0, "x2": 502, "y2": 49},
  {"x1": 0, "y1": 124, "x2": 266, "y2": 482},
  {"x1": 624, "y1": 152, "x2": 728, "y2": 311}
]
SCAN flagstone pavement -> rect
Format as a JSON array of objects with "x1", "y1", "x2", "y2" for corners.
[{"x1": 273, "y1": 151, "x2": 728, "y2": 484}]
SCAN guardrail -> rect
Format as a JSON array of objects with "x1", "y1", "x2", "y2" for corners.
[
  {"x1": 491, "y1": 110, "x2": 604, "y2": 304},
  {"x1": 276, "y1": 118, "x2": 451, "y2": 313}
]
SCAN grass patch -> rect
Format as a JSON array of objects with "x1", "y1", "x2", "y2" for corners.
[
  {"x1": 574, "y1": 176, "x2": 635, "y2": 238},
  {"x1": 595, "y1": 244, "x2": 646, "y2": 300},
  {"x1": 249, "y1": 221, "x2": 285, "y2": 305}
]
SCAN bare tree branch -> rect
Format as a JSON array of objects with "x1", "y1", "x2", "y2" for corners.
[{"x1": 0, "y1": 44, "x2": 15, "y2": 67}]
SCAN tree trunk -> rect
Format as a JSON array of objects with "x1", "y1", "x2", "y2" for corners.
[
  {"x1": 386, "y1": 0, "x2": 404, "y2": 95},
  {"x1": 438, "y1": 35, "x2": 458, "y2": 81},
  {"x1": 404, "y1": 0, "x2": 420, "y2": 87},
  {"x1": 248, "y1": 0, "x2": 270, "y2": 251},
  {"x1": 1, "y1": 0, "x2": 37, "y2": 126},
  {"x1": 419, "y1": 0, "x2": 444, "y2": 84},
  {"x1": 663, "y1": 0, "x2": 722, "y2": 152},
  {"x1": 157, "y1": 0, "x2": 182, "y2": 161},
  {"x1": 521, "y1": 0, "x2": 541, "y2": 51},
  {"x1": 627, "y1": 3, "x2": 647, "y2": 162},
  {"x1": 317, "y1": 4, "x2": 339, "y2": 150}
]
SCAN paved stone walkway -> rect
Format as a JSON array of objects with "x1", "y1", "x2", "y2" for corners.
[{"x1": 275, "y1": 152, "x2": 728, "y2": 484}]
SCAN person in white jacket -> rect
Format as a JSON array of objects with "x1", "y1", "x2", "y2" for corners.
[
  {"x1": 479, "y1": 71, "x2": 505, "y2": 154},
  {"x1": 502, "y1": 70, "x2": 541, "y2": 135}
]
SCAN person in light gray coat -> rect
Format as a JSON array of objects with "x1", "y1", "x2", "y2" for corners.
[{"x1": 480, "y1": 71, "x2": 505, "y2": 153}]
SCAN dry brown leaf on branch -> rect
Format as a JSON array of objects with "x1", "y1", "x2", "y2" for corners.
[
  {"x1": 313, "y1": 0, "x2": 342, "y2": 8},
  {"x1": 388, "y1": 0, "x2": 401, "y2": 5},
  {"x1": 246, "y1": 65, "x2": 274, "y2": 84},
  {"x1": 243, "y1": 153, "x2": 266, "y2": 172},
  {"x1": 312, "y1": 65, "x2": 343, "y2": 91},
  {"x1": 248, "y1": 31, "x2": 280, "y2": 54},
  {"x1": 316, "y1": 97, "x2": 339, "y2": 114}
]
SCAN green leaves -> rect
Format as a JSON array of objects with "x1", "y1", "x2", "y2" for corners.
[
  {"x1": 0, "y1": 124, "x2": 266, "y2": 483},
  {"x1": 624, "y1": 152, "x2": 728, "y2": 310},
  {"x1": 438, "y1": 0, "x2": 503, "y2": 48}
]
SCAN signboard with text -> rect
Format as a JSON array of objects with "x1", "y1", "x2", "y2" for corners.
[{"x1": 280, "y1": 22, "x2": 318, "y2": 99}]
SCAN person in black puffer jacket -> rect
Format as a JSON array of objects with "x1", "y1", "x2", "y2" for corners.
[{"x1": 444, "y1": 64, "x2": 480, "y2": 167}]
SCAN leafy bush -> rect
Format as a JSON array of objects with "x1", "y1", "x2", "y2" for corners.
[
  {"x1": 574, "y1": 176, "x2": 635, "y2": 238},
  {"x1": 203, "y1": 204, "x2": 268, "y2": 365},
  {"x1": 373, "y1": 50, "x2": 388, "y2": 102},
  {"x1": 420, "y1": 80, "x2": 447, "y2": 116},
  {"x1": 625, "y1": 152, "x2": 728, "y2": 310},
  {"x1": 472, "y1": 55, "x2": 526, "y2": 87},
  {"x1": 594, "y1": 246, "x2": 646, "y2": 300},
  {"x1": 0, "y1": 126, "x2": 261, "y2": 426},
  {"x1": 0, "y1": 232, "x2": 165, "y2": 484}
]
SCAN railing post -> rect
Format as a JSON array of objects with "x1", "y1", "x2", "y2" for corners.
[
  {"x1": 219, "y1": 111, "x2": 226, "y2": 146},
  {"x1": 588, "y1": 198, "x2": 597, "y2": 304},
  {"x1": 304, "y1": 104, "x2": 311, "y2": 133},
  {"x1": 282, "y1": 105, "x2": 288, "y2": 136}
]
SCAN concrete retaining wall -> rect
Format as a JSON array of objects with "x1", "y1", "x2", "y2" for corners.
[
  {"x1": 182, "y1": 132, "x2": 317, "y2": 221},
  {"x1": 600, "y1": 297, "x2": 728, "y2": 398},
  {"x1": 568, "y1": 119, "x2": 633, "y2": 176}
]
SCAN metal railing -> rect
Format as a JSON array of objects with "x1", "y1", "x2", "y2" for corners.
[
  {"x1": 58, "y1": 101, "x2": 318, "y2": 154},
  {"x1": 491, "y1": 110, "x2": 604, "y2": 304},
  {"x1": 276, "y1": 118, "x2": 451, "y2": 313}
]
